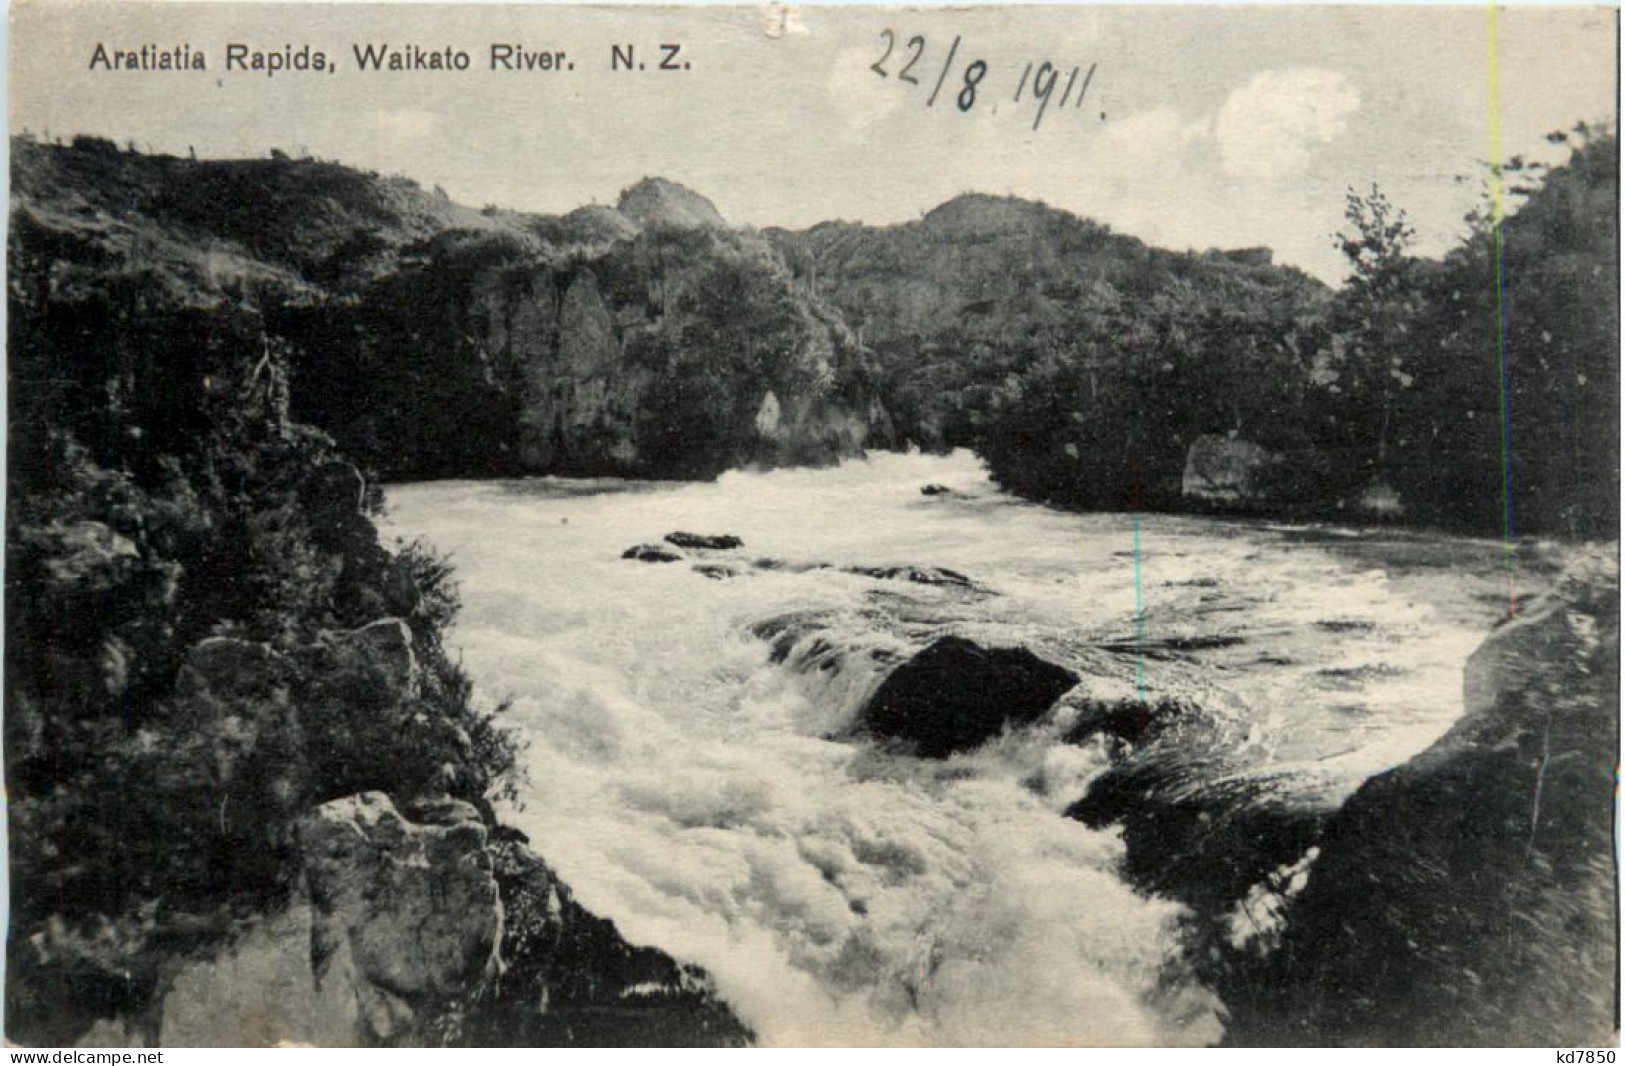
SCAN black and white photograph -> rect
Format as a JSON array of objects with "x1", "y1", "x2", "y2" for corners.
[{"x1": 4, "y1": 1, "x2": 1619, "y2": 1048}]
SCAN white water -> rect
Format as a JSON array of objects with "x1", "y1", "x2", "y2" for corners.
[{"x1": 382, "y1": 450, "x2": 1508, "y2": 1047}]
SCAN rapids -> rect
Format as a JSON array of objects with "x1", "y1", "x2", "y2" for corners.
[{"x1": 381, "y1": 450, "x2": 1519, "y2": 1047}]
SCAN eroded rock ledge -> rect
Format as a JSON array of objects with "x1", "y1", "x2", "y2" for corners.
[
  {"x1": 1212, "y1": 550, "x2": 1619, "y2": 1046},
  {"x1": 76, "y1": 793, "x2": 749, "y2": 1048}
]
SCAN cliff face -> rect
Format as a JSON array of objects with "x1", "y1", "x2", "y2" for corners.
[
  {"x1": 65, "y1": 796, "x2": 749, "y2": 1048},
  {"x1": 3, "y1": 290, "x2": 750, "y2": 1047},
  {"x1": 455, "y1": 221, "x2": 884, "y2": 479},
  {"x1": 1224, "y1": 550, "x2": 1619, "y2": 1046},
  {"x1": 10, "y1": 139, "x2": 891, "y2": 482},
  {"x1": 767, "y1": 196, "x2": 1330, "y2": 458}
]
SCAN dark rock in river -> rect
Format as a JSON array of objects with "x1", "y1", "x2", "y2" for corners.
[
  {"x1": 457, "y1": 838, "x2": 752, "y2": 1047},
  {"x1": 844, "y1": 565, "x2": 984, "y2": 592},
  {"x1": 693, "y1": 564, "x2": 741, "y2": 581},
  {"x1": 857, "y1": 636, "x2": 1079, "y2": 758},
  {"x1": 919, "y1": 484, "x2": 953, "y2": 496},
  {"x1": 1061, "y1": 695, "x2": 1192, "y2": 747},
  {"x1": 622, "y1": 544, "x2": 683, "y2": 563},
  {"x1": 1067, "y1": 761, "x2": 1322, "y2": 916},
  {"x1": 665, "y1": 532, "x2": 744, "y2": 550},
  {"x1": 1222, "y1": 550, "x2": 1619, "y2": 1047}
]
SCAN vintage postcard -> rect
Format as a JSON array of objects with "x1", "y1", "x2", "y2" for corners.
[{"x1": 5, "y1": 0, "x2": 1619, "y2": 1049}]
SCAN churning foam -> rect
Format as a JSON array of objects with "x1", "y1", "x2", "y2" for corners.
[{"x1": 382, "y1": 450, "x2": 1497, "y2": 1046}]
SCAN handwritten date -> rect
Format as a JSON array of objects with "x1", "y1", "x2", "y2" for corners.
[{"x1": 871, "y1": 29, "x2": 1098, "y2": 131}]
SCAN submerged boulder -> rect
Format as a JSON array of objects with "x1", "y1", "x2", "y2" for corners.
[
  {"x1": 664, "y1": 531, "x2": 744, "y2": 550},
  {"x1": 856, "y1": 636, "x2": 1078, "y2": 757},
  {"x1": 844, "y1": 564, "x2": 985, "y2": 592},
  {"x1": 622, "y1": 544, "x2": 683, "y2": 563}
]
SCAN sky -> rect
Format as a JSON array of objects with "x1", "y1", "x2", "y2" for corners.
[{"x1": 10, "y1": 2, "x2": 1619, "y2": 282}]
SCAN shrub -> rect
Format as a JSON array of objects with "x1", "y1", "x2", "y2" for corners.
[{"x1": 5, "y1": 299, "x2": 521, "y2": 1043}]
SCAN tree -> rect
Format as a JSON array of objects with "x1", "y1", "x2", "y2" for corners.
[{"x1": 1332, "y1": 185, "x2": 1425, "y2": 477}]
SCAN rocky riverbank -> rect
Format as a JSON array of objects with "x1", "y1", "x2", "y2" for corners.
[
  {"x1": 3, "y1": 302, "x2": 750, "y2": 1047},
  {"x1": 62, "y1": 794, "x2": 748, "y2": 1048}
]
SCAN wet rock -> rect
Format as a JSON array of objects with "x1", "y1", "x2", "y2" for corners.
[
  {"x1": 856, "y1": 636, "x2": 1079, "y2": 758},
  {"x1": 693, "y1": 564, "x2": 740, "y2": 581},
  {"x1": 748, "y1": 610, "x2": 836, "y2": 664},
  {"x1": 1094, "y1": 634, "x2": 1246, "y2": 660},
  {"x1": 919, "y1": 484, "x2": 953, "y2": 496},
  {"x1": 457, "y1": 838, "x2": 752, "y2": 1047},
  {"x1": 844, "y1": 564, "x2": 986, "y2": 592},
  {"x1": 622, "y1": 543, "x2": 683, "y2": 563},
  {"x1": 1223, "y1": 551, "x2": 1619, "y2": 1046},
  {"x1": 1067, "y1": 761, "x2": 1322, "y2": 915},
  {"x1": 664, "y1": 532, "x2": 744, "y2": 550},
  {"x1": 1060, "y1": 695, "x2": 1193, "y2": 747},
  {"x1": 297, "y1": 792, "x2": 501, "y2": 1045},
  {"x1": 1311, "y1": 619, "x2": 1375, "y2": 633}
]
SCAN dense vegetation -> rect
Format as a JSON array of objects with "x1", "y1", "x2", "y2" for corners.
[
  {"x1": 775, "y1": 127, "x2": 1618, "y2": 538},
  {"x1": 10, "y1": 138, "x2": 884, "y2": 484},
  {"x1": 274, "y1": 220, "x2": 878, "y2": 481},
  {"x1": 4, "y1": 123, "x2": 1614, "y2": 1042},
  {"x1": 4, "y1": 286, "x2": 519, "y2": 1042},
  {"x1": 988, "y1": 130, "x2": 1618, "y2": 537}
]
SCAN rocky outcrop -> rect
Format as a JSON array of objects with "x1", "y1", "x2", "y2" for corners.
[
  {"x1": 297, "y1": 793, "x2": 501, "y2": 1044},
  {"x1": 1181, "y1": 434, "x2": 1284, "y2": 508},
  {"x1": 616, "y1": 177, "x2": 727, "y2": 232},
  {"x1": 844, "y1": 564, "x2": 986, "y2": 592},
  {"x1": 664, "y1": 532, "x2": 743, "y2": 550},
  {"x1": 458, "y1": 835, "x2": 751, "y2": 1047},
  {"x1": 856, "y1": 636, "x2": 1079, "y2": 757},
  {"x1": 10, "y1": 141, "x2": 890, "y2": 484},
  {"x1": 1223, "y1": 551, "x2": 1619, "y2": 1046},
  {"x1": 65, "y1": 795, "x2": 751, "y2": 1048},
  {"x1": 337, "y1": 619, "x2": 420, "y2": 696},
  {"x1": 1067, "y1": 757, "x2": 1322, "y2": 916},
  {"x1": 622, "y1": 544, "x2": 683, "y2": 563}
]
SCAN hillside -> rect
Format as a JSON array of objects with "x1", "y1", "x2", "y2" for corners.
[
  {"x1": 9, "y1": 135, "x2": 524, "y2": 306},
  {"x1": 768, "y1": 194, "x2": 1334, "y2": 506},
  {"x1": 12, "y1": 132, "x2": 1614, "y2": 534},
  {"x1": 9, "y1": 137, "x2": 888, "y2": 480}
]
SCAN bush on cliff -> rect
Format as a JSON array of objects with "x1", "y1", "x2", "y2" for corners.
[{"x1": 4, "y1": 294, "x2": 520, "y2": 1044}]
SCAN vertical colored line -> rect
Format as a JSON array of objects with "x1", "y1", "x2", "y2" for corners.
[
  {"x1": 1133, "y1": 514, "x2": 1146, "y2": 700},
  {"x1": 1486, "y1": 3, "x2": 1518, "y2": 615}
]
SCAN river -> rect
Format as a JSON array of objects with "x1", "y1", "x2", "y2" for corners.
[{"x1": 381, "y1": 449, "x2": 1523, "y2": 1047}]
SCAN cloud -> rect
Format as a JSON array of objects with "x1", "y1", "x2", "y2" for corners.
[
  {"x1": 1216, "y1": 68, "x2": 1359, "y2": 181},
  {"x1": 1097, "y1": 106, "x2": 1211, "y2": 176},
  {"x1": 372, "y1": 108, "x2": 440, "y2": 145}
]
